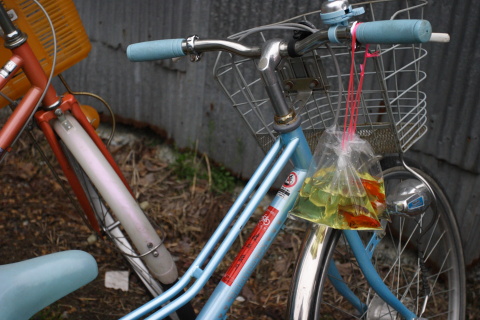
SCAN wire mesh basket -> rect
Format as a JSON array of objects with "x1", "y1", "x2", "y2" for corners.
[
  {"x1": 214, "y1": 0, "x2": 428, "y2": 155},
  {"x1": 0, "y1": 0, "x2": 91, "y2": 107}
]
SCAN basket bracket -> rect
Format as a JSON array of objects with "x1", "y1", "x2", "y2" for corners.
[{"x1": 280, "y1": 54, "x2": 330, "y2": 112}]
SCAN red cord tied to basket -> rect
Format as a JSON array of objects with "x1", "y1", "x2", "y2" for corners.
[{"x1": 290, "y1": 24, "x2": 388, "y2": 230}]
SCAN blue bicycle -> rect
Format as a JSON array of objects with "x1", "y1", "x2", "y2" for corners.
[{"x1": 0, "y1": 0, "x2": 465, "y2": 319}]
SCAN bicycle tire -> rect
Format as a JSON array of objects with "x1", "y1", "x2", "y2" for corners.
[{"x1": 310, "y1": 157, "x2": 466, "y2": 319}]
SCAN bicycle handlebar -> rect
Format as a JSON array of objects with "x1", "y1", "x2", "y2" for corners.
[
  {"x1": 126, "y1": 38, "x2": 262, "y2": 62},
  {"x1": 126, "y1": 19, "x2": 433, "y2": 62}
]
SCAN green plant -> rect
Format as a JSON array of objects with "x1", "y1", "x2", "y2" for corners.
[
  {"x1": 210, "y1": 165, "x2": 236, "y2": 194},
  {"x1": 171, "y1": 149, "x2": 198, "y2": 181},
  {"x1": 170, "y1": 145, "x2": 236, "y2": 194}
]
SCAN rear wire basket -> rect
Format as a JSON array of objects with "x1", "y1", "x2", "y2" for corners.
[
  {"x1": 0, "y1": 0, "x2": 91, "y2": 108},
  {"x1": 214, "y1": 0, "x2": 428, "y2": 155}
]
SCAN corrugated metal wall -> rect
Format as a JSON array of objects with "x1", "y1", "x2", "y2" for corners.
[
  {"x1": 413, "y1": 0, "x2": 480, "y2": 267},
  {"x1": 64, "y1": 0, "x2": 479, "y2": 266}
]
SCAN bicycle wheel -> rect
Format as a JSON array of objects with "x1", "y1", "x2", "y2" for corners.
[{"x1": 314, "y1": 158, "x2": 466, "y2": 319}]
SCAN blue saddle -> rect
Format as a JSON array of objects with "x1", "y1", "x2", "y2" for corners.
[{"x1": 0, "y1": 250, "x2": 98, "y2": 320}]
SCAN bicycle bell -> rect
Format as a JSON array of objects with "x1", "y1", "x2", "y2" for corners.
[
  {"x1": 320, "y1": 0, "x2": 365, "y2": 26},
  {"x1": 386, "y1": 179, "x2": 432, "y2": 216}
]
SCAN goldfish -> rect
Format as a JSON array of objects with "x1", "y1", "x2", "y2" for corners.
[
  {"x1": 361, "y1": 178, "x2": 385, "y2": 202},
  {"x1": 339, "y1": 210, "x2": 382, "y2": 229}
]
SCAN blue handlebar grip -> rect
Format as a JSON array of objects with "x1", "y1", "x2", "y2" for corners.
[
  {"x1": 355, "y1": 20, "x2": 432, "y2": 44},
  {"x1": 127, "y1": 39, "x2": 186, "y2": 62}
]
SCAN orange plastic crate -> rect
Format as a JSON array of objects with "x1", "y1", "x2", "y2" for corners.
[{"x1": 0, "y1": 0, "x2": 91, "y2": 107}]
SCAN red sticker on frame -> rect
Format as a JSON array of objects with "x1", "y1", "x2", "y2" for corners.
[{"x1": 222, "y1": 206, "x2": 279, "y2": 286}]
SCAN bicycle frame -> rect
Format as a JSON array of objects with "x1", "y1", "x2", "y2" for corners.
[
  {"x1": 122, "y1": 128, "x2": 416, "y2": 320},
  {"x1": 122, "y1": 134, "x2": 417, "y2": 319}
]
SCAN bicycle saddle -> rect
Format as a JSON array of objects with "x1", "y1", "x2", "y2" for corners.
[{"x1": 0, "y1": 250, "x2": 98, "y2": 320}]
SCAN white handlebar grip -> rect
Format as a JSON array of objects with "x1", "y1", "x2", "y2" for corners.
[{"x1": 430, "y1": 33, "x2": 450, "y2": 43}]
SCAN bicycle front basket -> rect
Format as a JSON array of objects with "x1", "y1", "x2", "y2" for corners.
[{"x1": 214, "y1": 0, "x2": 429, "y2": 155}]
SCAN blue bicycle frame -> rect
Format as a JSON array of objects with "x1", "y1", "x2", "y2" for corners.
[{"x1": 121, "y1": 125, "x2": 418, "y2": 320}]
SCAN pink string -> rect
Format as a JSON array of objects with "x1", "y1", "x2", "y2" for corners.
[{"x1": 342, "y1": 23, "x2": 379, "y2": 149}]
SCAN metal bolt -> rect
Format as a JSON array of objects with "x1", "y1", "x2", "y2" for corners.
[
  {"x1": 152, "y1": 251, "x2": 159, "y2": 257},
  {"x1": 284, "y1": 81, "x2": 294, "y2": 90},
  {"x1": 396, "y1": 203, "x2": 405, "y2": 212},
  {"x1": 147, "y1": 242, "x2": 154, "y2": 249}
]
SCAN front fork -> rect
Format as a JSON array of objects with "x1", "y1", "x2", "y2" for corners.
[{"x1": 34, "y1": 93, "x2": 132, "y2": 234}]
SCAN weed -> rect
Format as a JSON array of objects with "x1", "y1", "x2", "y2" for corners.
[
  {"x1": 170, "y1": 146, "x2": 236, "y2": 194},
  {"x1": 171, "y1": 150, "x2": 198, "y2": 181},
  {"x1": 210, "y1": 165, "x2": 236, "y2": 194}
]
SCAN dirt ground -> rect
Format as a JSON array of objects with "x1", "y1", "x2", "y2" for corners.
[{"x1": 0, "y1": 121, "x2": 478, "y2": 319}]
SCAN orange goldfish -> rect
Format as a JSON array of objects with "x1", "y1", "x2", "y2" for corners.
[
  {"x1": 339, "y1": 210, "x2": 381, "y2": 229},
  {"x1": 361, "y1": 178, "x2": 385, "y2": 202}
]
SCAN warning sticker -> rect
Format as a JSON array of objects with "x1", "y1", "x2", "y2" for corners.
[
  {"x1": 222, "y1": 206, "x2": 279, "y2": 286},
  {"x1": 283, "y1": 172, "x2": 298, "y2": 188},
  {"x1": 277, "y1": 172, "x2": 298, "y2": 199}
]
